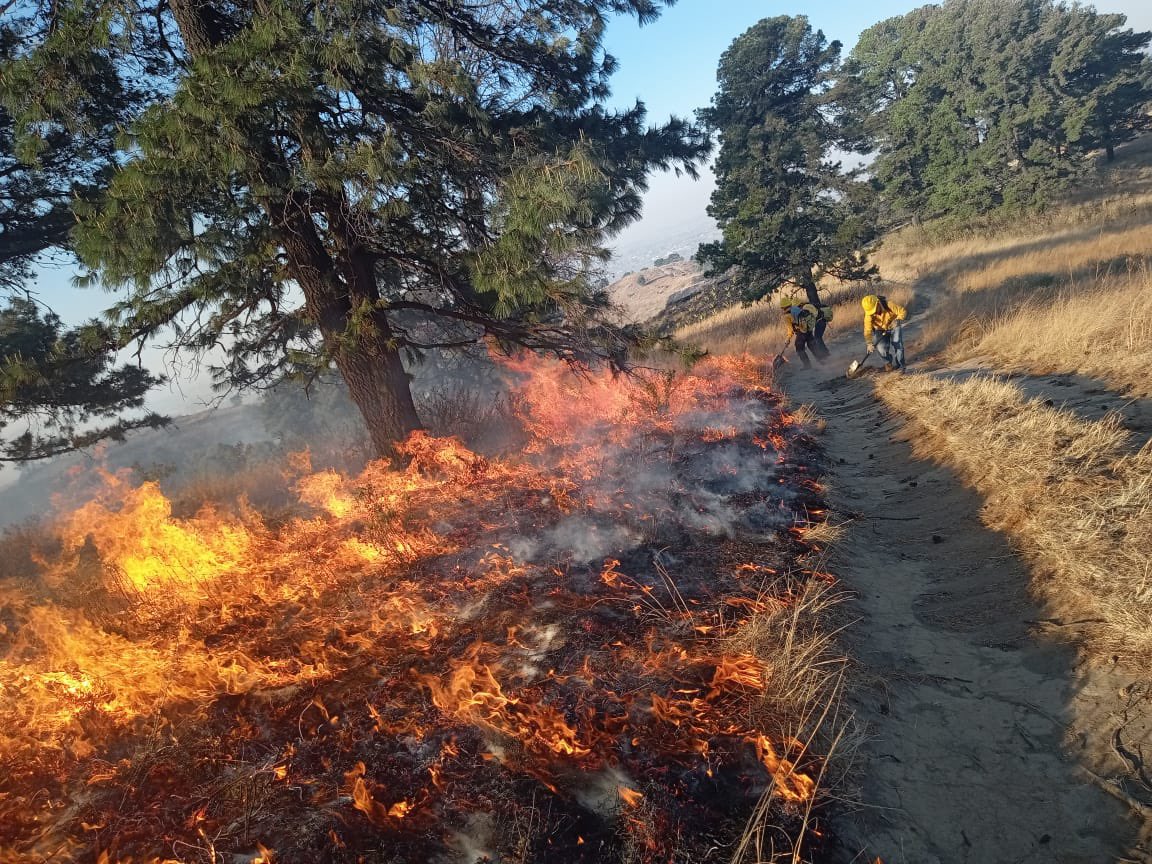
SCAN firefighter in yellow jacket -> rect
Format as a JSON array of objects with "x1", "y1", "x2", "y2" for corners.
[
  {"x1": 861, "y1": 294, "x2": 908, "y2": 371},
  {"x1": 780, "y1": 297, "x2": 829, "y2": 369}
]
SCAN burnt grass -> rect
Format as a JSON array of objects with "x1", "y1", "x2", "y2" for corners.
[{"x1": 1, "y1": 380, "x2": 835, "y2": 864}]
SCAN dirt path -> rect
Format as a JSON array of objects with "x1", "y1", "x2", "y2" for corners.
[{"x1": 779, "y1": 360, "x2": 1146, "y2": 863}]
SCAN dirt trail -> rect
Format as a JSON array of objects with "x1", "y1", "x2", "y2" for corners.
[{"x1": 779, "y1": 360, "x2": 1146, "y2": 863}]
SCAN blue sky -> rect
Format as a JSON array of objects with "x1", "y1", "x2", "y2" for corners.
[{"x1": 605, "y1": 0, "x2": 932, "y2": 124}]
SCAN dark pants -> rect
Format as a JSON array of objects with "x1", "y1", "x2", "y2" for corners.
[
  {"x1": 812, "y1": 318, "x2": 830, "y2": 358},
  {"x1": 795, "y1": 332, "x2": 827, "y2": 367}
]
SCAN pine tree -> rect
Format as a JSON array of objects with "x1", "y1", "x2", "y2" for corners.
[
  {"x1": 0, "y1": 10, "x2": 132, "y2": 290},
  {"x1": 3, "y1": 0, "x2": 707, "y2": 456},
  {"x1": 1, "y1": 298, "x2": 165, "y2": 463},
  {"x1": 0, "y1": 11, "x2": 166, "y2": 463},
  {"x1": 843, "y1": 0, "x2": 1152, "y2": 223},
  {"x1": 1051, "y1": 6, "x2": 1152, "y2": 162},
  {"x1": 697, "y1": 15, "x2": 875, "y2": 307}
]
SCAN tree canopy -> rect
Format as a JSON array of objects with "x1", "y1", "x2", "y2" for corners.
[
  {"x1": 0, "y1": 298, "x2": 166, "y2": 463},
  {"x1": 3, "y1": 0, "x2": 708, "y2": 456},
  {"x1": 839, "y1": 0, "x2": 1152, "y2": 223},
  {"x1": 696, "y1": 15, "x2": 877, "y2": 306},
  {"x1": 1, "y1": 15, "x2": 168, "y2": 465}
]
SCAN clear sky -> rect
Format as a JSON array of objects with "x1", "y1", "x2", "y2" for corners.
[{"x1": 603, "y1": 0, "x2": 1152, "y2": 251}]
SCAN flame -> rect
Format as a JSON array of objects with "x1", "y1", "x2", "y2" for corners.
[
  {"x1": 346, "y1": 762, "x2": 414, "y2": 826},
  {"x1": 0, "y1": 354, "x2": 827, "y2": 861},
  {"x1": 419, "y1": 656, "x2": 592, "y2": 758},
  {"x1": 618, "y1": 786, "x2": 644, "y2": 807},
  {"x1": 54, "y1": 474, "x2": 253, "y2": 600},
  {"x1": 754, "y1": 734, "x2": 816, "y2": 803}
]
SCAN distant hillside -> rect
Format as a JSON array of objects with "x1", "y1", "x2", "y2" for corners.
[
  {"x1": 610, "y1": 259, "x2": 705, "y2": 320},
  {"x1": 608, "y1": 258, "x2": 744, "y2": 331},
  {"x1": 0, "y1": 402, "x2": 275, "y2": 529}
]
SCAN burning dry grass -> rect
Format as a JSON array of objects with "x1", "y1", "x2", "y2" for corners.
[
  {"x1": 876, "y1": 373, "x2": 1152, "y2": 662},
  {"x1": 0, "y1": 355, "x2": 844, "y2": 864},
  {"x1": 675, "y1": 283, "x2": 917, "y2": 359},
  {"x1": 724, "y1": 579, "x2": 852, "y2": 864}
]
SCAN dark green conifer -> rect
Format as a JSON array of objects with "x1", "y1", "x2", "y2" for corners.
[
  {"x1": 4, "y1": 0, "x2": 707, "y2": 456},
  {"x1": 697, "y1": 16, "x2": 876, "y2": 306}
]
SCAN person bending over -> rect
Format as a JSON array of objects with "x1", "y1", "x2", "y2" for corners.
[{"x1": 861, "y1": 294, "x2": 908, "y2": 371}]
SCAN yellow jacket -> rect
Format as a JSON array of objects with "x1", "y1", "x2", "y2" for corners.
[{"x1": 863, "y1": 299, "x2": 907, "y2": 342}]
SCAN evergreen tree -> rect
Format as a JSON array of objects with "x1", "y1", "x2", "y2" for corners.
[
  {"x1": 3, "y1": 0, "x2": 707, "y2": 456},
  {"x1": 0, "y1": 12, "x2": 165, "y2": 464},
  {"x1": 1, "y1": 298, "x2": 165, "y2": 463},
  {"x1": 0, "y1": 9, "x2": 132, "y2": 291},
  {"x1": 1051, "y1": 6, "x2": 1152, "y2": 162},
  {"x1": 697, "y1": 15, "x2": 875, "y2": 307},
  {"x1": 843, "y1": 0, "x2": 1152, "y2": 223}
]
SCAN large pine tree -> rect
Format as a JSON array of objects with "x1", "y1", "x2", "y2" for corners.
[
  {"x1": 3, "y1": 0, "x2": 706, "y2": 456},
  {"x1": 697, "y1": 15, "x2": 876, "y2": 306}
]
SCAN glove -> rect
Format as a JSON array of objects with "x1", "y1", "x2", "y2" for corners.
[{"x1": 866, "y1": 343, "x2": 875, "y2": 354}]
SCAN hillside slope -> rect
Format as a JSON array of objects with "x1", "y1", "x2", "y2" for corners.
[{"x1": 678, "y1": 135, "x2": 1152, "y2": 861}]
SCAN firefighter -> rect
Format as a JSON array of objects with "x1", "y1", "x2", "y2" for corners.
[
  {"x1": 861, "y1": 294, "x2": 908, "y2": 371},
  {"x1": 780, "y1": 297, "x2": 827, "y2": 369},
  {"x1": 807, "y1": 301, "x2": 833, "y2": 358}
]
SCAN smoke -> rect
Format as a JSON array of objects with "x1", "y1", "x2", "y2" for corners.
[
  {"x1": 573, "y1": 766, "x2": 643, "y2": 819},
  {"x1": 509, "y1": 516, "x2": 643, "y2": 565},
  {"x1": 0, "y1": 354, "x2": 823, "y2": 864},
  {"x1": 438, "y1": 812, "x2": 496, "y2": 864},
  {"x1": 502, "y1": 370, "x2": 792, "y2": 570}
]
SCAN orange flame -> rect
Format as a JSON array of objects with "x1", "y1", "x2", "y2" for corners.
[
  {"x1": 618, "y1": 786, "x2": 644, "y2": 807},
  {"x1": 1, "y1": 353, "x2": 825, "y2": 861}
]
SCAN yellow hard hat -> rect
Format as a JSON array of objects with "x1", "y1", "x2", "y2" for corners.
[
  {"x1": 861, "y1": 295, "x2": 879, "y2": 315},
  {"x1": 779, "y1": 296, "x2": 794, "y2": 310}
]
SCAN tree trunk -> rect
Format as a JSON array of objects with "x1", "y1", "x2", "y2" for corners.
[
  {"x1": 168, "y1": 0, "x2": 421, "y2": 457},
  {"x1": 1106, "y1": 142, "x2": 1115, "y2": 162},
  {"x1": 279, "y1": 202, "x2": 421, "y2": 457},
  {"x1": 167, "y1": 0, "x2": 224, "y2": 56},
  {"x1": 331, "y1": 315, "x2": 422, "y2": 457},
  {"x1": 794, "y1": 266, "x2": 822, "y2": 307}
]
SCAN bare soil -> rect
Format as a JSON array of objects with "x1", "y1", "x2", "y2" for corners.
[{"x1": 778, "y1": 350, "x2": 1151, "y2": 862}]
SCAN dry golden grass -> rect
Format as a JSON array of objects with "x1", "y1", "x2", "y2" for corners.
[
  {"x1": 966, "y1": 270, "x2": 1152, "y2": 394},
  {"x1": 901, "y1": 218, "x2": 1152, "y2": 390},
  {"x1": 676, "y1": 282, "x2": 917, "y2": 357},
  {"x1": 879, "y1": 190, "x2": 1152, "y2": 287},
  {"x1": 723, "y1": 575, "x2": 856, "y2": 864},
  {"x1": 877, "y1": 373, "x2": 1152, "y2": 661},
  {"x1": 871, "y1": 138, "x2": 1152, "y2": 394}
]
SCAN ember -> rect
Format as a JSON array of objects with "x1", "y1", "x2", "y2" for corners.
[{"x1": 0, "y1": 356, "x2": 833, "y2": 863}]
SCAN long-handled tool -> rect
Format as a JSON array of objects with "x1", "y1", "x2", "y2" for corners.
[
  {"x1": 845, "y1": 349, "x2": 872, "y2": 379},
  {"x1": 770, "y1": 334, "x2": 791, "y2": 370}
]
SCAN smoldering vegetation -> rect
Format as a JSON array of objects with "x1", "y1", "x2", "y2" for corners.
[{"x1": 0, "y1": 356, "x2": 847, "y2": 864}]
